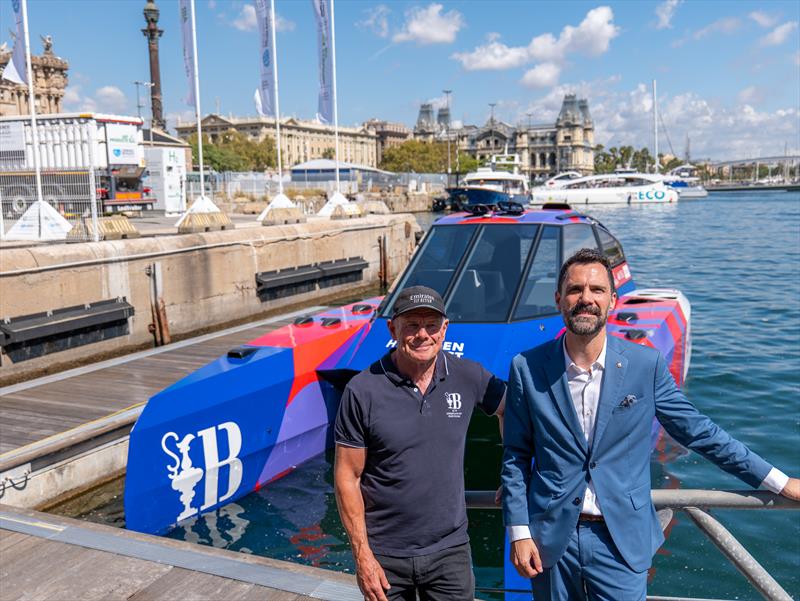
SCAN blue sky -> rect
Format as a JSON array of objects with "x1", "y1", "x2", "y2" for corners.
[{"x1": 2, "y1": 0, "x2": 798, "y2": 159}]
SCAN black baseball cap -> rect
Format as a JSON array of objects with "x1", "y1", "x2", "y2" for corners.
[{"x1": 391, "y1": 285, "x2": 447, "y2": 319}]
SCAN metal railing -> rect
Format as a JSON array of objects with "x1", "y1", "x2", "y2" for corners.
[{"x1": 465, "y1": 489, "x2": 799, "y2": 601}]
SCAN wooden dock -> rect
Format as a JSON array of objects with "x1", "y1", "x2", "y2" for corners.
[
  {"x1": 0, "y1": 308, "x2": 320, "y2": 455},
  {"x1": 0, "y1": 504, "x2": 361, "y2": 600}
]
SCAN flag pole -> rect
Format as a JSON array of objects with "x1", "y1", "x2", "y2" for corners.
[
  {"x1": 189, "y1": 0, "x2": 206, "y2": 198},
  {"x1": 330, "y1": 0, "x2": 340, "y2": 193},
  {"x1": 20, "y1": 0, "x2": 44, "y2": 237},
  {"x1": 270, "y1": 0, "x2": 283, "y2": 195}
]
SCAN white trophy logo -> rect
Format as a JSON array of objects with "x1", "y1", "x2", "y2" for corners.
[{"x1": 162, "y1": 421, "x2": 244, "y2": 522}]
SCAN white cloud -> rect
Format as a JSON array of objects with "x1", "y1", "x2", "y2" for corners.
[
  {"x1": 232, "y1": 4, "x2": 294, "y2": 33},
  {"x1": 63, "y1": 84, "x2": 128, "y2": 114},
  {"x1": 393, "y1": 3, "x2": 464, "y2": 45},
  {"x1": 521, "y1": 63, "x2": 561, "y2": 88},
  {"x1": 359, "y1": 5, "x2": 391, "y2": 38},
  {"x1": 95, "y1": 86, "x2": 128, "y2": 113},
  {"x1": 232, "y1": 4, "x2": 257, "y2": 31},
  {"x1": 655, "y1": 0, "x2": 681, "y2": 30},
  {"x1": 760, "y1": 21, "x2": 798, "y2": 46},
  {"x1": 452, "y1": 6, "x2": 619, "y2": 76},
  {"x1": 452, "y1": 36, "x2": 530, "y2": 70},
  {"x1": 737, "y1": 86, "x2": 763, "y2": 106},
  {"x1": 208, "y1": 0, "x2": 217, "y2": 8},
  {"x1": 749, "y1": 11, "x2": 778, "y2": 28},
  {"x1": 693, "y1": 16, "x2": 741, "y2": 40}
]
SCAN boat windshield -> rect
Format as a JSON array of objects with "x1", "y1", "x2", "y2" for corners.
[{"x1": 383, "y1": 223, "x2": 565, "y2": 322}]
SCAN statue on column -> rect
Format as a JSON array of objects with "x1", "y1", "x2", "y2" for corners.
[{"x1": 40, "y1": 35, "x2": 54, "y2": 54}]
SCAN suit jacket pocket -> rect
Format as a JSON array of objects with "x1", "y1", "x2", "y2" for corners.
[{"x1": 628, "y1": 483, "x2": 651, "y2": 511}]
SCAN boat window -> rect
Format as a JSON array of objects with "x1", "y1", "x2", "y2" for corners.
[
  {"x1": 562, "y1": 223, "x2": 599, "y2": 261},
  {"x1": 513, "y1": 226, "x2": 560, "y2": 320},
  {"x1": 445, "y1": 225, "x2": 539, "y2": 322},
  {"x1": 381, "y1": 224, "x2": 478, "y2": 317},
  {"x1": 595, "y1": 227, "x2": 626, "y2": 267}
]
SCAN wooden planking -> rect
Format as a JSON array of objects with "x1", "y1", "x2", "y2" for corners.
[
  {"x1": 0, "y1": 541, "x2": 171, "y2": 601},
  {"x1": 128, "y1": 567, "x2": 307, "y2": 601},
  {"x1": 0, "y1": 319, "x2": 293, "y2": 454}
]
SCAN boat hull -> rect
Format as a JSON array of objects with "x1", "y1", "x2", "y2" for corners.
[{"x1": 532, "y1": 186, "x2": 678, "y2": 205}]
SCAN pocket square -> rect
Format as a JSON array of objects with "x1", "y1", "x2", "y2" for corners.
[{"x1": 619, "y1": 394, "x2": 638, "y2": 408}]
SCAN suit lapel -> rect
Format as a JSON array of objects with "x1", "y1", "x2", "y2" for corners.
[
  {"x1": 591, "y1": 336, "x2": 627, "y2": 451},
  {"x1": 542, "y1": 338, "x2": 588, "y2": 454}
]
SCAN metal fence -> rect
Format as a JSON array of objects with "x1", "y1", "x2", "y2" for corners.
[
  {"x1": 185, "y1": 170, "x2": 449, "y2": 203},
  {"x1": 0, "y1": 122, "x2": 99, "y2": 243},
  {"x1": 464, "y1": 489, "x2": 798, "y2": 601}
]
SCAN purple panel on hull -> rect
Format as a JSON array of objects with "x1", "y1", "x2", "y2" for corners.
[{"x1": 256, "y1": 382, "x2": 330, "y2": 486}]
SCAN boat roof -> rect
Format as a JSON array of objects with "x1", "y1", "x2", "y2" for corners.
[
  {"x1": 463, "y1": 168, "x2": 527, "y2": 181},
  {"x1": 435, "y1": 207, "x2": 595, "y2": 226}
]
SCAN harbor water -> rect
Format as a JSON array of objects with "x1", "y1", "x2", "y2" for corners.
[{"x1": 86, "y1": 193, "x2": 800, "y2": 599}]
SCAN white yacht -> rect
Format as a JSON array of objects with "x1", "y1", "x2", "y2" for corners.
[
  {"x1": 446, "y1": 155, "x2": 530, "y2": 210},
  {"x1": 531, "y1": 172, "x2": 678, "y2": 205},
  {"x1": 663, "y1": 164, "x2": 708, "y2": 199}
]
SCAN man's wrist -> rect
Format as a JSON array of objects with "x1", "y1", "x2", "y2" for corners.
[
  {"x1": 507, "y1": 524, "x2": 532, "y2": 542},
  {"x1": 761, "y1": 467, "x2": 789, "y2": 494}
]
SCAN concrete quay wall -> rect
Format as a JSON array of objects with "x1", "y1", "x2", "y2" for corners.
[{"x1": 0, "y1": 214, "x2": 420, "y2": 384}]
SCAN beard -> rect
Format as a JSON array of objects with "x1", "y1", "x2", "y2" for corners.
[{"x1": 563, "y1": 302, "x2": 607, "y2": 336}]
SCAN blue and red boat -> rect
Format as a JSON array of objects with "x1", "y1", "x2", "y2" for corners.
[{"x1": 124, "y1": 204, "x2": 691, "y2": 596}]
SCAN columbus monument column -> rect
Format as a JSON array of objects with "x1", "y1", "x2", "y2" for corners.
[{"x1": 142, "y1": 0, "x2": 165, "y2": 130}]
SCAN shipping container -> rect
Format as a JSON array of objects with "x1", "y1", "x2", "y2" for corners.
[{"x1": 0, "y1": 113, "x2": 154, "y2": 216}]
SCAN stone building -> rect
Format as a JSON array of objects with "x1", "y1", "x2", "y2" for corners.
[
  {"x1": 175, "y1": 114, "x2": 378, "y2": 169},
  {"x1": 363, "y1": 119, "x2": 412, "y2": 164},
  {"x1": 413, "y1": 94, "x2": 595, "y2": 178},
  {"x1": 0, "y1": 37, "x2": 68, "y2": 116}
]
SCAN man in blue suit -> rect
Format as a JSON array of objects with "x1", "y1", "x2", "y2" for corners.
[{"x1": 501, "y1": 248, "x2": 799, "y2": 600}]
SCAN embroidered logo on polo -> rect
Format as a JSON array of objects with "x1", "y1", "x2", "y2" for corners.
[{"x1": 445, "y1": 392, "x2": 463, "y2": 418}]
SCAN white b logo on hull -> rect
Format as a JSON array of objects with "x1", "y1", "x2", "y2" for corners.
[{"x1": 162, "y1": 421, "x2": 243, "y2": 523}]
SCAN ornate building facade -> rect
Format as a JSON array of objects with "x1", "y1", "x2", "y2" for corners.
[
  {"x1": 363, "y1": 119, "x2": 412, "y2": 164},
  {"x1": 0, "y1": 37, "x2": 68, "y2": 116},
  {"x1": 413, "y1": 94, "x2": 595, "y2": 178},
  {"x1": 175, "y1": 114, "x2": 379, "y2": 169}
]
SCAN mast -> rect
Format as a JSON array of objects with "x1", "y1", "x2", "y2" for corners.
[{"x1": 653, "y1": 79, "x2": 659, "y2": 173}]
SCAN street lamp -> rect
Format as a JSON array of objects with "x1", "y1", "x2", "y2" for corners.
[
  {"x1": 443, "y1": 89, "x2": 452, "y2": 178},
  {"x1": 134, "y1": 80, "x2": 155, "y2": 145}
]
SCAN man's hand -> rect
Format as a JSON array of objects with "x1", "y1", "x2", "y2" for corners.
[
  {"x1": 510, "y1": 538, "x2": 543, "y2": 579},
  {"x1": 780, "y1": 477, "x2": 800, "y2": 501},
  {"x1": 355, "y1": 551, "x2": 391, "y2": 601}
]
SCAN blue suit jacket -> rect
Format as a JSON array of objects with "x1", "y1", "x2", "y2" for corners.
[{"x1": 501, "y1": 334, "x2": 773, "y2": 572}]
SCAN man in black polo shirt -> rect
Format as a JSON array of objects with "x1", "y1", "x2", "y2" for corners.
[{"x1": 334, "y1": 285, "x2": 506, "y2": 601}]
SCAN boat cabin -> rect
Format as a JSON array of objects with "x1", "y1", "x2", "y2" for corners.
[{"x1": 381, "y1": 209, "x2": 628, "y2": 323}]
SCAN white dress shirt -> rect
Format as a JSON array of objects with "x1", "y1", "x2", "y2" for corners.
[{"x1": 508, "y1": 336, "x2": 789, "y2": 543}]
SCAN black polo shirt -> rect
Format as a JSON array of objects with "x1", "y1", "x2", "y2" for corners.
[{"x1": 334, "y1": 350, "x2": 505, "y2": 557}]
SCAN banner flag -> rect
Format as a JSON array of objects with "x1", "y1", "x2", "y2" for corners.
[
  {"x1": 179, "y1": 0, "x2": 196, "y2": 107},
  {"x1": 2, "y1": 0, "x2": 27, "y2": 84},
  {"x1": 254, "y1": 88, "x2": 264, "y2": 117},
  {"x1": 254, "y1": 0, "x2": 275, "y2": 117},
  {"x1": 311, "y1": 0, "x2": 333, "y2": 124}
]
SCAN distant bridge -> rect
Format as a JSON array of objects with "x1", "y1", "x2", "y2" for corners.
[{"x1": 709, "y1": 155, "x2": 800, "y2": 167}]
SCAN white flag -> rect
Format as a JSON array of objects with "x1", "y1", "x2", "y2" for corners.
[
  {"x1": 2, "y1": 0, "x2": 27, "y2": 85},
  {"x1": 254, "y1": 0, "x2": 275, "y2": 117},
  {"x1": 311, "y1": 0, "x2": 334, "y2": 124},
  {"x1": 179, "y1": 0, "x2": 196, "y2": 108},
  {"x1": 254, "y1": 88, "x2": 264, "y2": 117}
]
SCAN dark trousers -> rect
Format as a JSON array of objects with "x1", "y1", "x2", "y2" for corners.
[
  {"x1": 373, "y1": 542, "x2": 475, "y2": 601},
  {"x1": 531, "y1": 522, "x2": 647, "y2": 601}
]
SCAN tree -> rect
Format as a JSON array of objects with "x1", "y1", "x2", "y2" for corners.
[
  {"x1": 188, "y1": 129, "x2": 276, "y2": 172},
  {"x1": 321, "y1": 147, "x2": 336, "y2": 160}
]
